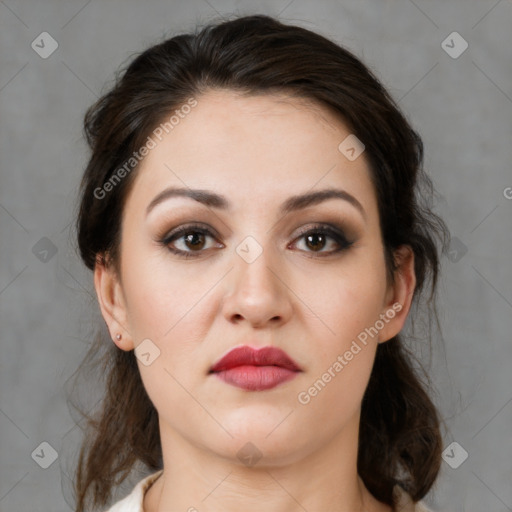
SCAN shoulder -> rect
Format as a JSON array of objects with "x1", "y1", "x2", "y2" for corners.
[
  {"x1": 393, "y1": 485, "x2": 436, "y2": 512},
  {"x1": 104, "y1": 470, "x2": 163, "y2": 512}
]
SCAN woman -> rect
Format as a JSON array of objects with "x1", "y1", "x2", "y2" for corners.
[{"x1": 72, "y1": 14, "x2": 449, "y2": 512}]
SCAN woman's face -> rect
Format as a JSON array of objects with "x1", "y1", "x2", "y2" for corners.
[{"x1": 96, "y1": 89, "x2": 413, "y2": 466}]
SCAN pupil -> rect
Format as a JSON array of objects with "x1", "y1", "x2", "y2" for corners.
[
  {"x1": 306, "y1": 233, "x2": 325, "y2": 251},
  {"x1": 186, "y1": 232, "x2": 205, "y2": 250}
]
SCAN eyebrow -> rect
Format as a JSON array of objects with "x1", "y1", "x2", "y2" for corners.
[{"x1": 146, "y1": 186, "x2": 366, "y2": 220}]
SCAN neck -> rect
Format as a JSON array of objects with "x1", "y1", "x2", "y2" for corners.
[{"x1": 144, "y1": 413, "x2": 390, "y2": 512}]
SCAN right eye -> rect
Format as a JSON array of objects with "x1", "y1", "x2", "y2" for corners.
[{"x1": 160, "y1": 224, "x2": 224, "y2": 258}]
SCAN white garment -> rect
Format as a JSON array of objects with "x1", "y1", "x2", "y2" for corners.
[
  {"x1": 104, "y1": 469, "x2": 435, "y2": 512},
  {"x1": 104, "y1": 470, "x2": 163, "y2": 512}
]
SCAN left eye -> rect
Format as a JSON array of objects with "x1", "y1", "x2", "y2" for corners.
[{"x1": 291, "y1": 227, "x2": 351, "y2": 255}]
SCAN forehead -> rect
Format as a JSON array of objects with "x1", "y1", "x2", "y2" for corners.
[{"x1": 126, "y1": 89, "x2": 376, "y2": 218}]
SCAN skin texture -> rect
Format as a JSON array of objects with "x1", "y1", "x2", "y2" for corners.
[{"x1": 94, "y1": 89, "x2": 416, "y2": 512}]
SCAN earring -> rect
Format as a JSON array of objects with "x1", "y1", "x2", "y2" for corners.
[{"x1": 115, "y1": 333, "x2": 122, "y2": 341}]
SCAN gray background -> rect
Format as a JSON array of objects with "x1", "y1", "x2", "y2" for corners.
[{"x1": 1, "y1": 0, "x2": 511, "y2": 511}]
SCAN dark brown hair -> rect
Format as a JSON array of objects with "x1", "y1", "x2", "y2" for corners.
[{"x1": 71, "y1": 14, "x2": 449, "y2": 511}]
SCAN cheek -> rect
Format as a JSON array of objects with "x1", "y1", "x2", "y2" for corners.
[
  {"x1": 295, "y1": 341, "x2": 376, "y2": 444},
  {"x1": 121, "y1": 249, "x2": 211, "y2": 340},
  {"x1": 121, "y1": 251, "x2": 218, "y2": 394},
  {"x1": 296, "y1": 257, "x2": 386, "y2": 413},
  {"x1": 314, "y1": 258, "x2": 388, "y2": 349}
]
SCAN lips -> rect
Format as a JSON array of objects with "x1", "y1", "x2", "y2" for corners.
[
  {"x1": 210, "y1": 345, "x2": 301, "y2": 373},
  {"x1": 209, "y1": 345, "x2": 302, "y2": 391}
]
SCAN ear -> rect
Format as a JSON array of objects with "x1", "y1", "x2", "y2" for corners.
[
  {"x1": 93, "y1": 256, "x2": 134, "y2": 351},
  {"x1": 378, "y1": 245, "x2": 416, "y2": 343}
]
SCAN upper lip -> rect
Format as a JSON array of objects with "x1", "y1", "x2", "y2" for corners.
[{"x1": 209, "y1": 345, "x2": 302, "y2": 373}]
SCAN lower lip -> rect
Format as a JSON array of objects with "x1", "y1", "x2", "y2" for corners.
[{"x1": 211, "y1": 365, "x2": 299, "y2": 391}]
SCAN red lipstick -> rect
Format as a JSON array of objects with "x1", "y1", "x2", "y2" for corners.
[{"x1": 209, "y1": 345, "x2": 301, "y2": 391}]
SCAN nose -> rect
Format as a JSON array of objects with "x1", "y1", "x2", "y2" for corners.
[{"x1": 221, "y1": 242, "x2": 293, "y2": 329}]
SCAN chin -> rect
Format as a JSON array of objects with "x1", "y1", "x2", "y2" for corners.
[{"x1": 206, "y1": 416, "x2": 308, "y2": 465}]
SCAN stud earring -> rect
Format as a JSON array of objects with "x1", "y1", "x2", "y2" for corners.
[{"x1": 115, "y1": 333, "x2": 122, "y2": 341}]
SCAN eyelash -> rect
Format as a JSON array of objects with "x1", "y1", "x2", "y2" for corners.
[{"x1": 159, "y1": 223, "x2": 354, "y2": 259}]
